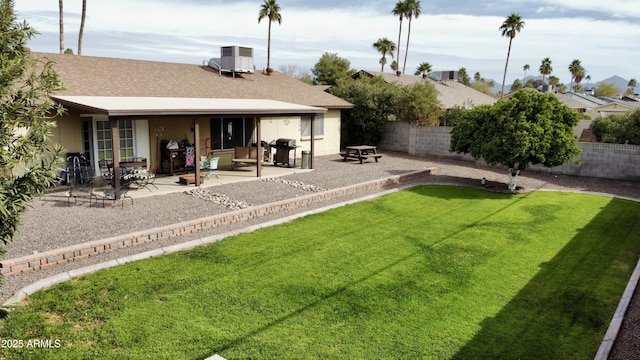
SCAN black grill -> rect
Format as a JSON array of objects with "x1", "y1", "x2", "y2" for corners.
[{"x1": 274, "y1": 138, "x2": 297, "y2": 167}]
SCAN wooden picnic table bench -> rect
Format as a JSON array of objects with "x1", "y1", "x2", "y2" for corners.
[{"x1": 341, "y1": 145, "x2": 382, "y2": 164}]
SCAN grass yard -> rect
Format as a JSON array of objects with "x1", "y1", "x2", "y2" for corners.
[{"x1": 2, "y1": 185, "x2": 640, "y2": 359}]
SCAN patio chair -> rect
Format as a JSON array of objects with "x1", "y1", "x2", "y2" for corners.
[
  {"x1": 200, "y1": 156, "x2": 219, "y2": 179},
  {"x1": 98, "y1": 159, "x2": 113, "y2": 187}
]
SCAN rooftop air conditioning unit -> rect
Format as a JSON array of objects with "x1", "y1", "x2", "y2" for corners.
[{"x1": 220, "y1": 46, "x2": 254, "y2": 74}]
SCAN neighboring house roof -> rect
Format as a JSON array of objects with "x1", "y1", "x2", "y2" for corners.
[
  {"x1": 33, "y1": 52, "x2": 352, "y2": 110},
  {"x1": 353, "y1": 70, "x2": 497, "y2": 109}
]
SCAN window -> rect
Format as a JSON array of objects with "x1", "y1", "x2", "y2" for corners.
[
  {"x1": 95, "y1": 119, "x2": 135, "y2": 160},
  {"x1": 210, "y1": 117, "x2": 255, "y2": 150},
  {"x1": 301, "y1": 113, "x2": 324, "y2": 138}
]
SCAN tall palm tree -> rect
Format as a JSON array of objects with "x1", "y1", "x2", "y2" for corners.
[
  {"x1": 58, "y1": 0, "x2": 64, "y2": 54},
  {"x1": 499, "y1": 13, "x2": 525, "y2": 99},
  {"x1": 415, "y1": 61, "x2": 432, "y2": 77},
  {"x1": 77, "y1": 0, "x2": 86, "y2": 55},
  {"x1": 258, "y1": 0, "x2": 282, "y2": 72},
  {"x1": 522, "y1": 64, "x2": 530, "y2": 82},
  {"x1": 392, "y1": 1, "x2": 409, "y2": 75},
  {"x1": 629, "y1": 78, "x2": 638, "y2": 88},
  {"x1": 568, "y1": 59, "x2": 584, "y2": 92},
  {"x1": 585, "y1": 75, "x2": 592, "y2": 90},
  {"x1": 372, "y1": 38, "x2": 396, "y2": 72},
  {"x1": 402, "y1": 0, "x2": 421, "y2": 75},
  {"x1": 539, "y1": 57, "x2": 552, "y2": 84}
]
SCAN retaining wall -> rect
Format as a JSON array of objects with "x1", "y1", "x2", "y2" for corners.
[
  {"x1": 0, "y1": 169, "x2": 433, "y2": 276},
  {"x1": 380, "y1": 122, "x2": 640, "y2": 181}
]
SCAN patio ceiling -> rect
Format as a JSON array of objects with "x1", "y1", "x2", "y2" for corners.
[{"x1": 50, "y1": 95, "x2": 327, "y2": 117}]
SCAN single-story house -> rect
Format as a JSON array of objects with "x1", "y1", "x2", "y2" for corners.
[
  {"x1": 352, "y1": 70, "x2": 497, "y2": 111},
  {"x1": 35, "y1": 51, "x2": 352, "y2": 188}
]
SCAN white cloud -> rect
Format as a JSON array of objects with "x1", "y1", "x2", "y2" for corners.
[{"x1": 13, "y1": 0, "x2": 640, "y2": 85}]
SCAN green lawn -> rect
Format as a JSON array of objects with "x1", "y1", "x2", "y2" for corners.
[{"x1": 2, "y1": 186, "x2": 640, "y2": 359}]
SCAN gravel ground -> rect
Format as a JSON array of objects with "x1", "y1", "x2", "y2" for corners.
[{"x1": 2, "y1": 151, "x2": 639, "y2": 357}]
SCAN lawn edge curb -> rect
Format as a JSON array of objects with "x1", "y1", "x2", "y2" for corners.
[{"x1": 2, "y1": 181, "x2": 420, "y2": 305}]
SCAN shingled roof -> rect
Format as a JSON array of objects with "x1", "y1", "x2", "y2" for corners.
[
  {"x1": 33, "y1": 52, "x2": 352, "y2": 109},
  {"x1": 354, "y1": 70, "x2": 496, "y2": 109}
]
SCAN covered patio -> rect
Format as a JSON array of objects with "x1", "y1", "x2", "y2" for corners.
[{"x1": 51, "y1": 95, "x2": 326, "y2": 198}]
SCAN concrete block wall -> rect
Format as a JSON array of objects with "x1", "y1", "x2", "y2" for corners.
[
  {"x1": 381, "y1": 122, "x2": 640, "y2": 181},
  {"x1": 0, "y1": 169, "x2": 433, "y2": 276}
]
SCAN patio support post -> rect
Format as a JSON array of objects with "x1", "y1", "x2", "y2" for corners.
[
  {"x1": 194, "y1": 118, "x2": 201, "y2": 186},
  {"x1": 310, "y1": 114, "x2": 315, "y2": 169},
  {"x1": 256, "y1": 116, "x2": 262, "y2": 177},
  {"x1": 110, "y1": 118, "x2": 121, "y2": 199}
]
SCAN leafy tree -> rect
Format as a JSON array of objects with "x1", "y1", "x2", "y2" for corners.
[
  {"x1": 539, "y1": 57, "x2": 552, "y2": 84},
  {"x1": 330, "y1": 76, "x2": 401, "y2": 146},
  {"x1": 440, "y1": 105, "x2": 467, "y2": 127},
  {"x1": 591, "y1": 109, "x2": 640, "y2": 145},
  {"x1": 625, "y1": 78, "x2": 637, "y2": 96},
  {"x1": 414, "y1": 61, "x2": 432, "y2": 77},
  {"x1": 402, "y1": 0, "x2": 421, "y2": 74},
  {"x1": 450, "y1": 90, "x2": 581, "y2": 189},
  {"x1": 395, "y1": 81, "x2": 442, "y2": 125},
  {"x1": 510, "y1": 78, "x2": 523, "y2": 92},
  {"x1": 499, "y1": 13, "x2": 524, "y2": 98},
  {"x1": 1, "y1": 0, "x2": 66, "y2": 248},
  {"x1": 258, "y1": 0, "x2": 282, "y2": 72},
  {"x1": 311, "y1": 52, "x2": 355, "y2": 86},
  {"x1": 593, "y1": 82, "x2": 620, "y2": 97},
  {"x1": 470, "y1": 73, "x2": 495, "y2": 96},
  {"x1": 391, "y1": 1, "x2": 409, "y2": 74},
  {"x1": 372, "y1": 37, "x2": 396, "y2": 72},
  {"x1": 277, "y1": 64, "x2": 313, "y2": 84}
]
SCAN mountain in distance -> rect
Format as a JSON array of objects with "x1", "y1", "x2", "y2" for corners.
[{"x1": 490, "y1": 75, "x2": 637, "y2": 96}]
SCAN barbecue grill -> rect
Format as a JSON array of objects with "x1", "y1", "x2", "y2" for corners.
[{"x1": 274, "y1": 138, "x2": 297, "y2": 167}]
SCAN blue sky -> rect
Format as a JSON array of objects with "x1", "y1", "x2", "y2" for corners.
[{"x1": 14, "y1": 0, "x2": 640, "y2": 86}]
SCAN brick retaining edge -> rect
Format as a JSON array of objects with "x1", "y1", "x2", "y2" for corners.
[{"x1": 0, "y1": 168, "x2": 434, "y2": 276}]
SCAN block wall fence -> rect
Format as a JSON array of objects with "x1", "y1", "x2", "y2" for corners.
[{"x1": 379, "y1": 122, "x2": 640, "y2": 181}]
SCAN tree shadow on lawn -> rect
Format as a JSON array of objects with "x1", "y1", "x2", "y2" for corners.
[{"x1": 452, "y1": 197, "x2": 640, "y2": 359}]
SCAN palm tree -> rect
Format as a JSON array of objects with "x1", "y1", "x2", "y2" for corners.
[
  {"x1": 539, "y1": 57, "x2": 552, "y2": 84},
  {"x1": 557, "y1": 83, "x2": 567, "y2": 93},
  {"x1": 458, "y1": 67, "x2": 470, "y2": 85},
  {"x1": 402, "y1": 0, "x2": 421, "y2": 75},
  {"x1": 568, "y1": 59, "x2": 584, "y2": 92},
  {"x1": 258, "y1": 0, "x2": 282, "y2": 72},
  {"x1": 415, "y1": 61, "x2": 432, "y2": 77},
  {"x1": 548, "y1": 75, "x2": 559, "y2": 92},
  {"x1": 372, "y1": 38, "x2": 396, "y2": 72},
  {"x1": 77, "y1": 0, "x2": 86, "y2": 55},
  {"x1": 522, "y1": 64, "x2": 530, "y2": 82},
  {"x1": 392, "y1": 1, "x2": 409, "y2": 75},
  {"x1": 499, "y1": 13, "x2": 525, "y2": 99},
  {"x1": 629, "y1": 78, "x2": 638, "y2": 87},
  {"x1": 59, "y1": 0, "x2": 64, "y2": 54}
]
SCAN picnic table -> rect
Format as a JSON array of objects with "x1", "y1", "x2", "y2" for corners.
[{"x1": 340, "y1": 145, "x2": 382, "y2": 164}]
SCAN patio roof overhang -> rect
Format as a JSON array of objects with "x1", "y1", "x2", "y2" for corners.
[
  {"x1": 51, "y1": 96, "x2": 327, "y2": 197},
  {"x1": 49, "y1": 95, "x2": 327, "y2": 117}
]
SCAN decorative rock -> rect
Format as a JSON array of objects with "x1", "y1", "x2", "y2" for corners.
[
  {"x1": 184, "y1": 188, "x2": 250, "y2": 210},
  {"x1": 260, "y1": 177, "x2": 327, "y2": 192}
]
